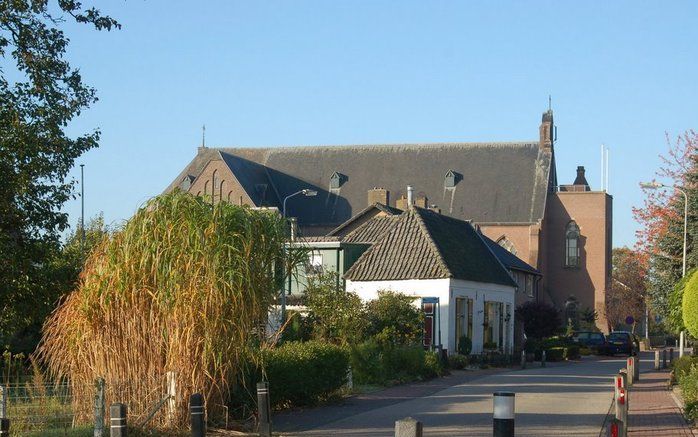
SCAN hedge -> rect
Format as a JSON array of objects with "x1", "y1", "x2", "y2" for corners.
[
  {"x1": 263, "y1": 341, "x2": 349, "y2": 408},
  {"x1": 349, "y1": 340, "x2": 443, "y2": 385},
  {"x1": 683, "y1": 271, "x2": 698, "y2": 338}
]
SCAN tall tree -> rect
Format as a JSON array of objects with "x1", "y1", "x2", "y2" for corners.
[
  {"x1": 0, "y1": 2, "x2": 118, "y2": 345},
  {"x1": 633, "y1": 131, "x2": 698, "y2": 324},
  {"x1": 606, "y1": 247, "x2": 648, "y2": 331}
]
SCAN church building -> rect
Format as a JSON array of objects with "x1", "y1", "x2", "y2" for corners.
[{"x1": 166, "y1": 110, "x2": 613, "y2": 331}]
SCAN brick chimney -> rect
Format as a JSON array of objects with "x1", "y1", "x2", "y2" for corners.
[
  {"x1": 367, "y1": 187, "x2": 389, "y2": 206},
  {"x1": 539, "y1": 110, "x2": 554, "y2": 150}
]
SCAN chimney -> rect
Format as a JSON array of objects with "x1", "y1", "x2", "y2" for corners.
[
  {"x1": 573, "y1": 165, "x2": 590, "y2": 191},
  {"x1": 395, "y1": 195, "x2": 408, "y2": 210},
  {"x1": 428, "y1": 204, "x2": 441, "y2": 214},
  {"x1": 367, "y1": 187, "x2": 389, "y2": 206},
  {"x1": 415, "y1": 194, "x2": 428, "y2": 208},
  {"x1": 539, "y1": 110, "x2": 554, "y2": 150},
  {"x1": 407, "y1": 186, "x2": 414, "y2": 209}
]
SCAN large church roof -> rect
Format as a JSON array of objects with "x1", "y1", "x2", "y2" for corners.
[{"x1": 167, "y1": 141, "x2": 553, "y2": 232}]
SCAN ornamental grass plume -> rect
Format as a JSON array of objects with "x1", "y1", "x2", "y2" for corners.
[{"x1": 38, "y1": 191, "x2": 294, "y2": 428}]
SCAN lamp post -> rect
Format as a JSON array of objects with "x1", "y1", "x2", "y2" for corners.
[
  {"x1": 280, "y1": 188, "x2": 318, "y2": 321},
  {"x1": 640, "y1": 181, "x2": 689, "y2": 353}
]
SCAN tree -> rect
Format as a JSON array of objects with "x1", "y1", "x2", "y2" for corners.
[
  {"x1": 605, "y1": 247, "x2": 648, "y2": 331},
  {"x1": 515, "y1": 301, "x2": 561, "y2": 339},
  {"x1": 0, "y1": 2, "x2": 118, "y2": 344},
  {"x1": 683, "y1": 270, "x2": 698, "y2": 338},
  {"x1": 633, "y1": 131, "x2": 698, "y2": 324}
]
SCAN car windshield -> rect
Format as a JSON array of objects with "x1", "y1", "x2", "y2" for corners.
[{"x1": 608, "y1": 333, "x2": 628, "y2": 341}]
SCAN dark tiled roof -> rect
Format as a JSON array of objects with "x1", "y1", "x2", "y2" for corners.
[
  {"x1": 328, "y1": 202, "x2": 402, "y2": 239},
  {"x1": 295, "y1": 235, "x2": 341, "y2": 243},
  {"x1": 344, "y1": 207, "x2": 516, "y2": 287},
  {"x1": 342, "y1": 215, "x2": 401, "y2": 244},
  {"x1": 481, "y1": 234, "x2": 541, "y2": 275},
  {"x1": 167, "y1": 142, "x2": 552, "y2": 233}
]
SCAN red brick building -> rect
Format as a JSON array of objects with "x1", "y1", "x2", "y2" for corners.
[{"x1": 167, "y1": 110, "x2": 612, "y2": 331}]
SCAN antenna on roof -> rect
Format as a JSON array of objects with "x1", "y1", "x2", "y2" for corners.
[
  {"x1": 202, "y1": 124, "x2": 206, "y2": 148},
  {"x1": 548, "y1": 95, "x2": 552, "y2": 111}
]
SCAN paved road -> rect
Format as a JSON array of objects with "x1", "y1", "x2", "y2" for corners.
[{"x1": 279, "y1": 353, "x2": 656, "y2": 436}]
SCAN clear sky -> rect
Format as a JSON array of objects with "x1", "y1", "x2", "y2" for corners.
[{"x1": 59, "y1": 1, "x2": 698, "y2": 247}]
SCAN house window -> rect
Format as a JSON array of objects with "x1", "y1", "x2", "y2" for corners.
[
  {"x1": 565, "y1": 221, "x2": 580, "y2": 268},
  {"x1": 455, "y1": 297, "x2": 473, "y2": 349},
  {"x1": 497, "y1": 237, "x2": 517, "y2": 256},
  {"x1": 422, "y1": 302, "x2": 435, "y2": 347},
  {"x1": 525, "y1": 274, "x2": 534, "y2": 298},
  {"x1": 305, "y1": 252, "x2": 324, "y2": 276}
]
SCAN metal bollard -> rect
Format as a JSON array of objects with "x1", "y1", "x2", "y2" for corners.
[
  {"x1": 669, "y1": 348, "x2": 674, "y2": 366},
  {"x1": 395, "y1": 417, "x2": 423, "y2": 437},
  {"x1": 0, "y1": 418, "x2": 8, "y2": 437},
  {"x1": 190, "y1": 393, "x2": 205, "y2": 437},
  {"x1": 520, "y1": 350, "x2": 526, "y2": 369},
  {"x1": 662, "y1": 349, "x2": 668, "y2": 369},
  {"x1": 109, "y1": 403, "x2": 127, "y2": 437},
  {"x1": 607, "y1": 417, "x2": 623, "y2": 437},
  {"x1": 541, "y1": 350, "x2": 546, "y2": 368},
  {"x1": 257, "y1": 382, "x2": 271, "y2": 437},
  {"x1": 626, "y1": 358, "x2": 634, "y2": 386},
  {"x1": 493, "y1": 392, "x2": 515, "y2": 437},
  {"x1": 654, "y1": 350, "x2": 660, "y2": 371}
]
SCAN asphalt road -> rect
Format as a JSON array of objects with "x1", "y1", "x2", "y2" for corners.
[{"x1": 279, "y1": 352, "x2": 655, "y2": 436}]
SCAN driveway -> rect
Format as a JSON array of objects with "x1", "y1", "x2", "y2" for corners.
[{"x1": 277, "y1": 353, "x2": 655, "y2": 436}]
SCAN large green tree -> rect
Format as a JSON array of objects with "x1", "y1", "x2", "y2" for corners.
[{"x1": 0, "y1": 1, "x2": 118, "y2": 346}]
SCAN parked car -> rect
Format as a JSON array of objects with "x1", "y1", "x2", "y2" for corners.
[
  {"x1": 602, "y1": 331, "x2": 640, "y2": 356},
  {"x1": 569, "y1": 331, "x2": 607, "y2": 352}
]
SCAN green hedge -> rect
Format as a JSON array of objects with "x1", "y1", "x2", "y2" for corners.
[
  {"x1": 678, "y1": 363, "x2": 698, "y2": 421},
  {"x1": 683, "y1": 271, "x2": 698, "y2": 338},
  {"x1": 672, "y1": 355, "x2": 698, "y2": 383},
  {"x1": 349, "y1": 341, "x2": 443, "y2": 385},
  {"x1": 263, "y1": 341, "x2": 349, "y2": 408}
]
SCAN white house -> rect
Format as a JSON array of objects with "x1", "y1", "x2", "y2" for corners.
[{"x1": 343, "y1": 206, "x2": 517, "y2": 355}]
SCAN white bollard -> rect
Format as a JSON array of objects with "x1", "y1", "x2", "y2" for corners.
[
  {"x1": 493, "y1": 392, "x2": 515, "y2": 437},
  {"x1": 395, "y1": 417, "x2": 423, "y2": 437}
]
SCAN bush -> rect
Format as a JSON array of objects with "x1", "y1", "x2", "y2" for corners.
[
  {"x1": 545, "y1": 347, "x2": 565, "y2": 362},
  {"x1": 349, "y1": 341, "x2": 442, "y2": 385},
  {"x1": 263, "y1": 341, "x2": 349, "y2": 408},
  {"x1": 683, "y1": 271, "x2": 698, "y2": 338},
  {"x1": 516, "y1": 301, "x2": 562, "y2": 339},
  {"x1": 304, "y1": 272, "x2": 366, "y2": 344},
  {"x1": 564, "y1": 345, "x2": 580, "y2": 360},
  {"x1": 365, "y1": 291, "x2": 423, "y2": 346},
  {"x1": 281, "y1": 311, "x2": 313, "y2": 343},
  {"x1": 457, "y1": 336, "x2": 472, "y2": 355},
  {"x1": 672, "y1": 355, "x2": 698, "y2": 383},
  {"x1": 448, "y1": 354, "x2": 469, "y2": 370},
  {"x1": 679, "y1": 365, "x2": 698, "y2": 422}
]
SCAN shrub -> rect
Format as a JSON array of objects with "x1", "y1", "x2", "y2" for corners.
[
  {"x1": 545, "y1": 347, "x2": 565, "y2": 362},
  {"x1": 668, "y1": 270, "x2": 696, "y2": 334},
  {"x1": 516, "y1": 301, "x2": 562, "y2": 339},
  {"x1": 304, "y1": 272, "x2": 366, "y2": 345},
  {"x1": 263, "y1": 341, "x2": 349, "y2": 408},
  {"x1": 448, "y1": 354, "x2": 469, "y2": 370},
  {"x1": 683, "y1": 271, "x2": 698, "y2": 338},
  {"x1": 483, "y1": 341, "x2": 498, "y2": 350},
  {"x1": 564, "y1": 345, "x2": 580, "y2": 360},
  {"x1": 679, "y1": 365, "x2": 698, "y2": 421},
  {"x1": 349, "y1": 341, "x2": 441, "y2": 385},
  {"x1": 281, "y1": 311, "x2": 313, "y2": 343},
  {"x1": 672, "y1": 355, "x2": 698, "y2": 383},
  {"x1": 365, "y1": 291, "x2": 423, "y2": 346},
  {"x1": 457, "y1": 336, "x2": 472, "y2": 355}
]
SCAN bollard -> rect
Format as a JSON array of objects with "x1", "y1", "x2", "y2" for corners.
[
  {"x1": 615, "y1": 387, "x2": 627, "y2": 433},
  {"x1": 493, "y1": 392, "x2": 515, "y2": 437},
  {"x1": 109, "y1": 403, "x2": 127, "y2": 437},
  {"x1": 607, "y1": 417, "x2": 623, "y2": 437},
  {"x1": 257, "y1": 382, "x2": 271, "y2": 437},
  {"x1": 541, "y1": 350, "x2": 546, "y2": 368},
  {"x1": 520, "y1": 350, "x2": 526, "y2": 369},
  {"x1": 654, "y1": 350, "x2": 660, "y2": 371},
  {"x1": 680, "y1": 331, "x2": 685, "y2": 357},
  {"x1": 0, "y1": 385, "x2": 5, "y2": 420},
  {"x1": 626, "y1": 358, "x2": 634, "y2": 386},
  {"x1": 662, "y1": 349, "x2": 668, "y2": 369},
  {"x1": 0, "y1": 418, "x2": 8, "y2": 437},
  {"x1": 395, "y1": 417, "x2": 423, "y2": 437},
  {"x1": 669, "y1": 348, "x2": 674, "y2": 366},
  {"x1": 94, "y1": 378, "x2": 105, "y2": 437},
  {"x1": 190, "y1": 393, "x2": 205, "y2": 437}
]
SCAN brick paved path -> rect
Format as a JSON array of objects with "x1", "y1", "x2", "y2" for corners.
[{"x1": 628, "y1": 368, "x2": 695, "y2": 436}]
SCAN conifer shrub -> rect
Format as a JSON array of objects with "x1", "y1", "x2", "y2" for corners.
[{"x1": 683, "y1": 270, "x2": 698, "y2": 338}]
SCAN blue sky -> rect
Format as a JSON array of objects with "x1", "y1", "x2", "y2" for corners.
[{"x1": 60, "y1": 1, "x2": 698, "y2": 247}]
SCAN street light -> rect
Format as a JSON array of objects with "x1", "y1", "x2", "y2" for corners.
[
  {"x1": 282, "y1": 189, "x2": 318, "y2": 218},
  {"x1": 640, "y1": 181, "x2": 690, "y2": 354}
]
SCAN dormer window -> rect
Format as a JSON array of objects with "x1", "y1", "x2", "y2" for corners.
[
  {"x1": 330, "y1": 172, "x2": 346, "y2": 189},
  {"x1": 497, "y1": 236, "x2": 517, "y2": 256},
  {"x1": 444, "y1": 170, "x2": 460, "y2": 188},
  {"x1": 179, "y1": 175, "x2": 195, "y2": 191}
]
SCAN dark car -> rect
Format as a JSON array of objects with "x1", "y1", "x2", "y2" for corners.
[
  {"x1": 570, "y1": 331, "x2": 607, "y2": 351},
  {"x1": 603, "y1": 331, "x2": 640, "y2": 356}
]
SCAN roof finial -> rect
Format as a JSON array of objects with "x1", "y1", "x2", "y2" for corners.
[
  {"x1": 202, "y1": 124, "x2": 206, "y2": 148},
  {"x1": 548, "y1": 95, "x2": 552, "y2": 111}
]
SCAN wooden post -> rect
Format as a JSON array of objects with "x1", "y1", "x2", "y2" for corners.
[
  {"x1": 166, "y1": 371, "x2": 176, "y2": 426},
  {"x1": 0, "y1": 385, "x2": 6, "y2": 420}
]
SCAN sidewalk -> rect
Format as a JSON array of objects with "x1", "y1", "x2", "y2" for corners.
[{"x1": 628, "y1": 368, "x2": 695, "y2": 436}]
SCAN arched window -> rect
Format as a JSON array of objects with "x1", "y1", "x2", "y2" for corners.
[
  {"x1": 219, "y1": 180, "x2": 225, "y2": 203},
  {"x1": 497, "y1": 236, "x2": 517, "y2": 256},
  {"x1": 204, "y1": 180, "x2": 209, "y2": 196},
  {"x1": 565, "y1": 221, "x2": 580, "y2": 268},
  {"x1": 212, "y1": 170, "x2": 219, "y2": 202}
]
